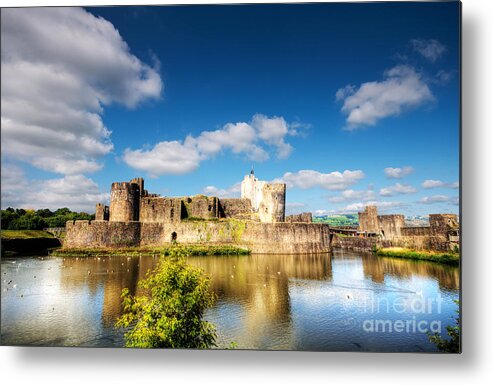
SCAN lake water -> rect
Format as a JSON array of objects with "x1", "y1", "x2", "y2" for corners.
[{"x1": 1, "y1": 250, "x2": 459, "y2": 351}]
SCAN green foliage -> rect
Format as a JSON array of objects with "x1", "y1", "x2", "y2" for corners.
[
  {"x1": 376, "y1": 247, "x2": 459, "y2": 266},
  {"x1": 1, "y1": 230, "x2": 54, "y2": 239},
  {"x1": 1, "y1": 207, "x2": 94, "y2": 230},
  {"x1": 313, "y1": 214, "x2": 358, "y2": 227},
  {"x1": 116, "y1": 255, "x2": 217, "y2": 349},
  {"x1": 428, "y1": 299, "x2": 460, "y2": 353}
]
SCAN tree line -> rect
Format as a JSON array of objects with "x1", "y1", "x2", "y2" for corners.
[{"x1": 1, "y1": 207, "x2": 95, "y2": 230}]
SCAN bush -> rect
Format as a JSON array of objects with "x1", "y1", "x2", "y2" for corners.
[
  {"x1": 428, "y1": 299, "x2": 460, "y2": 353},
  {"x1": 116, "y1": 255, "x2": 217, "y2": 348}
]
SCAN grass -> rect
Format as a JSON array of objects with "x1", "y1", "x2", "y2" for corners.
[
  {"x1": 1, "y1": 230, "x2": 54, "y2": 239},
  {"x1": 52, "y1": 244, "x2": 250, "y2": 257},
  {"x1": 376, "y1": 247, "x2": 459, "y2": 266}
]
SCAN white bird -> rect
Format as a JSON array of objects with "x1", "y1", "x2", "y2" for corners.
[{"x1": 416, "y1": 290, "x2": 423, "y2": 297}]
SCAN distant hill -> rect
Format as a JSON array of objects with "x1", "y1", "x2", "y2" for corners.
[{"x1": 313, "y1": 214, "x2": 358, "y2": 227}]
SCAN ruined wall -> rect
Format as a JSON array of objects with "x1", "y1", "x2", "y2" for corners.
[
  {"x1": 429, "y1": 214, "x2": 459, "y2": 237},
  {"x1": 285, "y1": 212, "x2": 313, "y2": 223},
  {"x1": 95, "y1": 203, "x2": 109, "y2": 221},
  {"x1": 64, "y1": 220, "x2": 141, "y2": 248},
  {"x1": 218, "y1": 198, "x2": 252, "y2": 219},
  {"x1": 401, "y1": 226, "x2": 431, "y2": 237},
  {"x1": 258, "y1": 183, "x2": 286, "y2": 223},
  {"x1": 140, "y1": 197, "x2": 182, "y2": 223},
  {"x1": 186, "y1": 196, "x2": 220, "y2": 219},
  {"x1": 378, "y1": 214, "x2": 405, "y2": 239},
  {"x1": 109, "y1": 182, "x2": 140, "y2": 222},
  {"x1": 65, "y1": 220, "x2": 330, "y2": 254},
  {"x1": 358, "y1": 206, "x2": 379, "y2": 233},
  {"x1": 331, "y1": 235, "x2": 378, "y2": 252}
]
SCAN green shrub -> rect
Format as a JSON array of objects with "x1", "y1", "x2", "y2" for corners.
[
  {"x1": 116, "y1": 255, "x2": 217, "y2": 349},
  {"x1": 428, "y1": 299, "x2": 460, "y2": 353}
]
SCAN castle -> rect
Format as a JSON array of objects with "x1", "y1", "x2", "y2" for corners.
[
  {"x1": 357, "y1": 205, "x2": 459, "y2": 251},
  {"x1": 64, "y1": 171, "x2": 329, "y2": 254}
]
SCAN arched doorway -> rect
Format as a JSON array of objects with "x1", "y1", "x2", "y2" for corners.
[{"x1": 171, "y1": 231, "x2": 177, "y2": 243}]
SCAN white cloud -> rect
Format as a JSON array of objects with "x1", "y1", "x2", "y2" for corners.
[
  {"x1": 1, "y1": 7, "x2": 162, "y2": 175},
  {"x1": 123, "y1": 114, "x2": 302, "y2": 176},
  {"x1": 275, "y1": 169, "x2": 365, "y2": 191},
  {"x1": 123, "y1": 140, "x2": 201, "y2": 178},
  {"x1": 328, "y1": 189, "x2": 375, "y2": 203},
  {"x1": 202, "y1": 182, "x2": 241, "y2": 198},
  {"x1": 418, "y1": 195, "x2": 456, "y2": 204},
  {"x1": 422, "y1": 179, "x2": 459, "y2": 189},
  {"x1": 379, "y1": 183, "x2": 417, "y2": 197},
  {"x1": 336, "y1": 200, "x2": 406, "y2": 214},
  {"x1": 1, "y1": 165, "x2": 108, "y2": 212},
  {"x1": 384, "y1": 166, "x2": 414, "y2": 179},
  {"x1": 411, "y1": 39, "x2": 446, "y2": 62},
  {"x1": 336, "y1": 65, "x2": 434, "y2": 129}
]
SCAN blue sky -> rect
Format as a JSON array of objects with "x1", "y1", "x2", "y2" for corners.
[{"x1": 1, "y1": 2, "x2": 460, "y2": 216}]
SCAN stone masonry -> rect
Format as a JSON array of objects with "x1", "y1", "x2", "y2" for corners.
[{"x1": 64, "y1": 171, "x2": 329, "y2": 254}]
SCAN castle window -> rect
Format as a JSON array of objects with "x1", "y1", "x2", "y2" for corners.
[
  {"x1": 170, "y1": 208, "x2": 174, "y2": 219},
  {"x1": 171, "y1": 232, "x2": 177, "y2": 243}
]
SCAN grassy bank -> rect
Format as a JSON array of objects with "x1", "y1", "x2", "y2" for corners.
[
  {"x1": 52, "y1": 244, "x2": 250, "y2": 257},
  {"x1": 1, "y1": 230, "x2": 55, "y2": 239},
  {"x1": 376, "y1": 247, "x2": 459, "y2": 266}
]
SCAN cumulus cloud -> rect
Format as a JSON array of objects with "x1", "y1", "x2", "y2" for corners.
[
  {"x1": 418, "y1": 195, "x2": 458, "y2": 205},
  {"x1": 379, "y1": 183, "x2": 417, "y2": 197},
  {"x1": 336, "y1": 200, "x2": 406, "y2": 214},
  {"x1": 123, "y1": 114, "x2": 301, "y2": 176},
  {"x1": 336, "y1": 65, "x2": 434, "y2": 129},
  {"x1": 384, "y1": 166, "x2": 414, "y2": 179},
  {"x1": 1, "y1": 7, "x2": 162, "y2": 175},
  {"x1": 422, "y1": 179, "x2": 459, "y2": 189},
  {"x1": 328, "y1": 189, "x2": 375, "y2": 203},
  {"x1": 202, "y1": 182, "x2": 241, "y2": 198},
  {"x1": 275, "y1": 169, "x2": 365, "y2": 191},
  {"x1": 1, "y1": 165, "x2": 109, "y2": 212},
  {"x1": 411, "y1": 39, "x2": 446, "y2": 62}
]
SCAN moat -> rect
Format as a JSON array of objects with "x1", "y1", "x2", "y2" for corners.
[{"x1": 1, "y1": 250, "x2": 459, "y2": 351}]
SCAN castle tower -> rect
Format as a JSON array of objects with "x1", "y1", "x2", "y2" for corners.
[
  {"x1": 95, "y1": 203, "x2": 109, "y2": 221},
  {"x1": 109, "y1": 180, "x2": 142, "y2": 222},
  {"x1": 258, "y1": 183, "x2": 286, "y2": 223},
  {"x1": 241, "y1": 171, "x2": 286, "y2": 223},
  {"x1": 358, "y1": 205, "x2": 379, "y2": 233}
]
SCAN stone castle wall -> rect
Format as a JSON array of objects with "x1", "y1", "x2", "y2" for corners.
[
  {"x1": 64, "y1": 220, "x2": 331, "y2": 254},
  {"x1": 285, "y1": 212, "x2": 313, "y2": 223},
  {"x1": 401, "y1": 226, "x2": 431, "y2": 237},
  {"x1": 218, "y1": 198, "x2": 252, "y2": 219},
  {"x1": 140, "y1": 197, "x2": 182, "y2": 223},
  {"x1": 378, "y1": 214, "x2": 405, "y2": 239}
]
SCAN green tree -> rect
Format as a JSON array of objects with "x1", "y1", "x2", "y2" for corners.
[
  {"x1": 116, "y1": 255, "x2": 217, "y2": 349},
  {"x1": 428, "y1": 299, "x2": 460, "y2": 353}
]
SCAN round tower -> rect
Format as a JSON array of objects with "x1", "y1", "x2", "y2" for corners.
[{"x1": 109, "y1": 182, "x2": 140, "y2": 222}]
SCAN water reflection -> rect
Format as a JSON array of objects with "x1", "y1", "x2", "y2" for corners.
[{"x1": 1, "y1": 251, "x2": 459, "y2": 351}]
